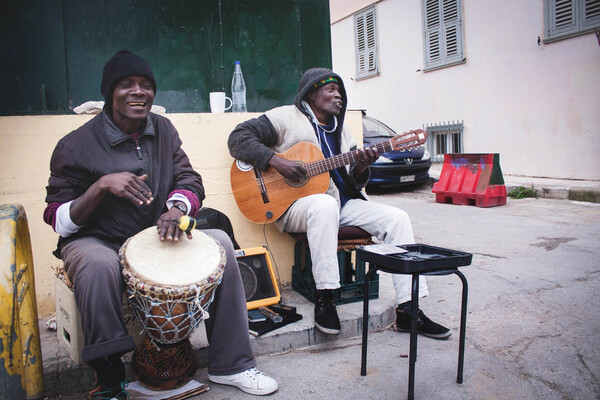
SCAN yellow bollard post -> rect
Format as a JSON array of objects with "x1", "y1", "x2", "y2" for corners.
[{"x1": 0, "y1": 204, "x2": 44, "y2": 399}]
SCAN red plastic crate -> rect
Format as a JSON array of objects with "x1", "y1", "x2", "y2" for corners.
[{"x1": 432, "y1": 153, "x2": 507, "y2": 207}]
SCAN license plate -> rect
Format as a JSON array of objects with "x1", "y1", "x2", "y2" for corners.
[{"x1": 400, "y1": 175, "x2": 415, "y2": 183}]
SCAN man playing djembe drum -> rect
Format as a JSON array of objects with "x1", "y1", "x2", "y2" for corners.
[{"x1": 44, "y1": 50, "x2": 278, "y2": 398}]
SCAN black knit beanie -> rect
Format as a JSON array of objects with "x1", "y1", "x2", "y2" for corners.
[{"x1": 101, "y1": 50, "x2": 157, "y2": 102}]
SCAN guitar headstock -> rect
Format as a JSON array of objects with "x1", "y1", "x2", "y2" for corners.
[{"x1": 390, "y1": 129, "x2": 428, "y2": 151}]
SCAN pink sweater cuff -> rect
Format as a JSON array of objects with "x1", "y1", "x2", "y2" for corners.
[
  {"x1": 168, "y1": 189, "x2": 200, "y2": 217},
  {"x1": 43, "y1": 202, "x2": 62, "y2": 230}
]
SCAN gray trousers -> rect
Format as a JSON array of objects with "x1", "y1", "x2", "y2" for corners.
[{"x1": 61, "y1": 229, "x2": 255, "y2": 376}]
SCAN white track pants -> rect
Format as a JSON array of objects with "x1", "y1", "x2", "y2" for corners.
[{"x1": 279, "y1": 194, "x2": 428, "y2": 304}]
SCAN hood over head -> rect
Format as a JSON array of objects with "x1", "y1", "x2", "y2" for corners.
[{"x1": 294, "y1": 68, "x2": 347, "y2": 131}]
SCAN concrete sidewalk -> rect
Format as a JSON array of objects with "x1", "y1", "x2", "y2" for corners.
[
  {"x1": 40, "y1": 281, "x2": 399, "y2": 397},
  {"x1": 41, "y1": 173, "x2": 600, "y2": 399}
]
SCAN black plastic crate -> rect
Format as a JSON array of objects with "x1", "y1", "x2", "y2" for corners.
[{"x1": 292, "y1": 241, "x2": 379, "y2": 305}]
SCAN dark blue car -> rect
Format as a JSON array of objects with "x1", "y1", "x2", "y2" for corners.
[{"x1": 361, "y1": 111, "x2": 432, "y2": 188}]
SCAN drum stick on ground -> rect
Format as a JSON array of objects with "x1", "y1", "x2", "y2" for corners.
[{"x1": 179, "y1": 215, "x2": 196, "y2": 233}]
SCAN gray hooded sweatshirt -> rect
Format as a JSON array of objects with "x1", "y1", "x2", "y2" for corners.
[{"x1": 227, "y1": 67, "x2": 368, "y2": 210}]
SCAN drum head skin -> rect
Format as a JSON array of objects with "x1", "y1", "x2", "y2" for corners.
[{"x1": 122, "y1": 227, "x2": 222, "y2": 286}]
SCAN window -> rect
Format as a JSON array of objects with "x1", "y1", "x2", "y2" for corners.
[
  {"x1": 544, "y1": 0, "x2": 600, "y2": 42},
  {"x1": 422, "y1": 0, "x2": 465, "y2": 71},
  {"x1": 425, "y1": 121, "x2": 464, "y2": 162},
  {"x1": 354, "y1": 5, "x2": 379, "y2": 79}
]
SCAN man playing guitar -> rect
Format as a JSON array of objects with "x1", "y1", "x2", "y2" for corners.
[{"x1": 228, "y1": 68, "x2": 450, "y2": 339}]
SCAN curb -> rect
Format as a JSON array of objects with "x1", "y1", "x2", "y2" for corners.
[
  {"x1": 569, "y1": 187, "x2": 600, "y2": 203},
  {"x1": 426, "y1": 176, "x2": 600, "y2": 204}
]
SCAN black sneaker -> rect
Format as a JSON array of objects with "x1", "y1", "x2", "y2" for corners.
[
  {"x1": 314, "y1": 290, "x2": 341, "y2": 335},
  {"x1": 395, "y1": 305, "x2": 451, "y2": 339}
]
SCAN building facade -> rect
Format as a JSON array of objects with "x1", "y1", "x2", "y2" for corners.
[{"x1": 330, "y1": 0, "x2": 600, "y2": 180}]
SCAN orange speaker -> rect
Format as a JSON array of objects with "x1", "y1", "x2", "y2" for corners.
[{"x1": 235, "y1": 247, "x2": 281, "y2": 310}]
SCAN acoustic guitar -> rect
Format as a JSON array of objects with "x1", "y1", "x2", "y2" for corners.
[{"x1": 230, "y1": 129, "x2": 428, "y2": 224}]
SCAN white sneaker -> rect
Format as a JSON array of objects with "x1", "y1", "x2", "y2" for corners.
[{"x1": 208, "y1": 367, "x2": 278, "y2": 396}]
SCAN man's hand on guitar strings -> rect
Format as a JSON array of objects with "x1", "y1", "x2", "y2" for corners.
[
  {"x1": 269, "y1": 154, "x2": 307, "y2": 183},
  {"x1": 355, "y1": 146, "x2": 380, "y2": 174}
]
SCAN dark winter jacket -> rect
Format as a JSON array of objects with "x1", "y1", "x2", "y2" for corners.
[{"x1": 45, "y1": 111, "x2": 204, "y2": 256}]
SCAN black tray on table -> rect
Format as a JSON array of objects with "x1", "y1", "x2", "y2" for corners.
[{"x1": 357, "y1": 244, "x2": 472, "y2": 274}]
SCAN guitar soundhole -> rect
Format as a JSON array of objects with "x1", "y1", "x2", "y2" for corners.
[{"x1": 284, "y1": 161, "x2": 310, "y2": 188}]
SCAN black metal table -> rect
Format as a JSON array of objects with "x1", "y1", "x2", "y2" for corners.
[{"x1": 357, "y1": 244, "x2": 472, "y2": 400}]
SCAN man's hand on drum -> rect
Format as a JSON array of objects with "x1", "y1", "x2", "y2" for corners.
[
  {"x1": 99, "y1": 172, "x2": 153, "y2": 205},
  {"x1": 157, "y1": 204, "x2": 191, "y2": 242}
]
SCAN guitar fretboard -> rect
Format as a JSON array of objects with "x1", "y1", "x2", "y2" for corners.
[{"x1": 305, "y1": 133, "x2": 420, "y2": 177}]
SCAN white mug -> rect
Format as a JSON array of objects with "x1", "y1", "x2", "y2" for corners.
[{"x1": 209, "y1": 92, "x2": 232, "y2": 113}]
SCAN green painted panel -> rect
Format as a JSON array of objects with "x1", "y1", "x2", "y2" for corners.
[
  {"x1": 62, "y1": 0, "x2": 220, "y2": 112},
  {"x1": 299, "y1": 0, "x2": 333, "y2": 72},
  {"x1": 220, "y1": 0, "x2": 303, "y2": 111},
  {"x1": 0, "y1": 1, "x2": 19, "y2": 115},
  {"x1": 1, "y1": 0, "x2": 68, "y2": 115},
  {"x1": 0, "y1": 0, "x2": 332, "y2": 115}
]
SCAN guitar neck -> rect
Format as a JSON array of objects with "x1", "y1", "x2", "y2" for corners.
[{"x1": 305, "y1": 134, "x2": 419, "y2": 177}]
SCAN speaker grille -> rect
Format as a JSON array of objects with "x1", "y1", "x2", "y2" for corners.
[
  {"x1": 235, "y1": 248, "x2": 280, "y2": 309},
  {"x1": 238, "y1": 260, "x2": 258, "y2": 301}
]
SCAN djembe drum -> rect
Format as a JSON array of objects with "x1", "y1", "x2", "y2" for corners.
[{"x1": 119, "y1": 227, "x2": 226, "y2": 390}]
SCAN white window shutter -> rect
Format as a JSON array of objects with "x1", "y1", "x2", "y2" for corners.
[
  {"x1": 355, "y1": 6, "x2": 379, "y2": 79},
  {"x1": 547, "y1": 0, "x2": 577, "y2": 37},
  {"x1": 545, "y1": 0, "x2": 600, "y2": 41},
  {"x1": 366, "y1": 10, "x2": 377, "y2": 72},
  {"x1": 423, "y1": 0, "x2": 464, "y2": 70},
  {"x1": 424, "y1": 0, "x2": 442, "y2": 67},
  {"x1": 356, "y1": 13, "x2": 366, "y2": 75},
  {"x1": 442, "y1": 0, "x2": 463, "y2": 63},
  {"x1": 582, "y1": 0, "x2": 600, "y2": 29}
]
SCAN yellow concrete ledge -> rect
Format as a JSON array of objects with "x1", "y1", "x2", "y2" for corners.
[{"x1": 0, "y1": 111, "x2": 363, "y2": 316}]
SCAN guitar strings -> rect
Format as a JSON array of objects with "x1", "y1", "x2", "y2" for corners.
[{"x1": 250, "y1": 133, "x2": 422, "y2": 187}]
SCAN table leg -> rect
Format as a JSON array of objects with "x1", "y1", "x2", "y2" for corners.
[
  {"x1": 361, "y1": 267, "x2": 378, "y2": 376},
  {"x1": 455, "y1": 270, "x2": 468, "y2": 384},
  {"x1": 408, "y1": 274, "x2": 420, "y2": 400}
]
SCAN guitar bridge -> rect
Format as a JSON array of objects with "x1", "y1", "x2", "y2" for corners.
[{"x1": 254, "y1": 168, "x2": 270, "y2": 204}]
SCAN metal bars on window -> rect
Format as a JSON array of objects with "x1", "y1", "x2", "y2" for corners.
[
  {"x1": 422, "y1": 0, "x2": 465, "y2": 71},
  {"x1": 354, "y1": 5, "x2": 379, "y2": 79},
  {"x1": 425, "y1": 120, "x2": 464, "y2": 162},
  {"x1": 544, "y1": 0, "x2": 600, "y2": 42}
]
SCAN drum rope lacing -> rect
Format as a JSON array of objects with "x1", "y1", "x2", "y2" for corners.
[
  {"x1": 124, "y1": 270, "x2": 224, "y2": 345},
  {"x1": 120, "y1": 235, "x2": 227, "y2": 345}
]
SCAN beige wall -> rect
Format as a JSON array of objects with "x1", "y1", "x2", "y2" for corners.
[
  {"x1": 0, "y1": 111, "x2": 363, "y2": 316},
  {"x1": 331, "y1": 0, "x2": 600, "y2": 180}
]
